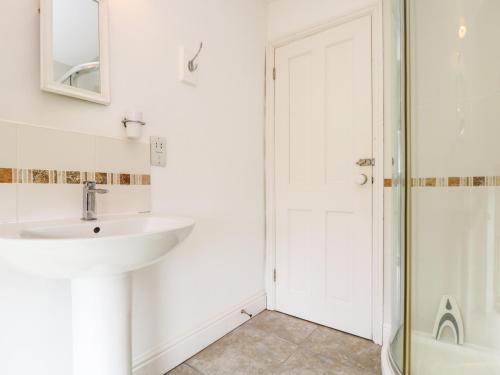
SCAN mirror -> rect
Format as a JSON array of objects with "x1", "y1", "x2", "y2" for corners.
[
  {"x1": 53, "y1": 0, "x2": 100, "y2": 93},
  {"x1": 40, "y1": 0, "x2": 110, "y2": 105}
]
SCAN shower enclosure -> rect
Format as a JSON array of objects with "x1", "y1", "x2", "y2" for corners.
[{"x1": 384, "y1": 0, "x2": 500, "y2": 374}]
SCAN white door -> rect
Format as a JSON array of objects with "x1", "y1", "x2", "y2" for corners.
[{"x1": 274, "y1": 16, "x2": 373, "y2": 339}]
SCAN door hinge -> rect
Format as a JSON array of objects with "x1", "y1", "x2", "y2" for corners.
[
  {"x1": 273, "y1": 268, "x2": 277, "y2": 282},
  {"x1": 273, "y1": 67, "x2": 276, "y2": 81}
]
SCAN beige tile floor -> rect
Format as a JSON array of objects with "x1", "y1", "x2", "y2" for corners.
[{"x1": 167, "y1": 310, "x2": 381, "y2": 375}]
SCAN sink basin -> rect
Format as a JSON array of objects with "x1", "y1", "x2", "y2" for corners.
[
  {"x1": 0, "y1": 213, "x2": 195, "y2": 375},
  {"x1": 0, "y1": 214, "x2": 195, "y2": 279}
]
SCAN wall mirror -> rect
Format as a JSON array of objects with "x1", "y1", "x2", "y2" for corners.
[{"x1": 40, "y1": 0, "x2": 110, "y2": 105}]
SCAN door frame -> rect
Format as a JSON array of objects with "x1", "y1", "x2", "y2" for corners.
[{"x1": 264, "y1": 2, "x2": 384, "y2": 345}]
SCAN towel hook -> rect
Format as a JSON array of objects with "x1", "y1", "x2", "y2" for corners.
[{"x1": 188, "y1": 42, "x2": 203, "y2": 72}]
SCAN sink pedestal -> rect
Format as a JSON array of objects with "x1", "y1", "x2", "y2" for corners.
[
  {"x1": 0, "y1": 214, "x2": 195, "y2": 374},
  {"x1": 72, "y1": 274, "x2": 132, "y2": 375}
]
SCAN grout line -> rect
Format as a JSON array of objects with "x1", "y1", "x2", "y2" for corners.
[
  {"x1": 0, "y1": 117, "x2": 149, "y2": 144},
  {"x1": 169, "y1": 310, "x2": 381, "y2": 375},
  {"x1": 267, "y1": 312, "x2": 381, "y2": 373},
  {"x1": 239, "y1": 320, "x2": 299, "y2": 347},
  {"x1": 295, "y1": 336, "x2": 381, "y2": 375},
  {"x1": 15, "y1": 125, "x2": 19, "y2": 223},
  {"x1": 297, "y1": 326, "x2": 319, "y2": 348},
  {"x1": 180, "y1": 313, "x2": 261, "y2": 371},
  {"x1": 93, "y1": 134, "x2": 98, "y2": 181},
  {"x1": 298, "y1": 328, "x2": 382, "y2": 373},
  {"x1": 184, "y1": 362, "x2": 205, "y2": 375},
  {"x1": 274, "y1": 340, "x2": 302, "y2": 369},
  {"x1": 244, "y1": 310, "x2": 320, "y2": 346}
]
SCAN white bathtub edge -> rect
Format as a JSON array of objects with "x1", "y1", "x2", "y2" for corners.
[{"x1": 382, "y1": 323, "x2": 396, "y2": 375}]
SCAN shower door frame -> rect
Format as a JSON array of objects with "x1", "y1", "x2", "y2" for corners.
[
  {"x1": 264, "y1": 1, "x2": 385, "y2": 345},
  {"x1": 403, "y1": 0, "x2": 412, "y2": 373}
]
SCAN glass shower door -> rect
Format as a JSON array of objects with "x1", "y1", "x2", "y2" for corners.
[
  {"x1": 408, "y1": 0, "x2": 500, "y2": 373},
  {"x1": 388, "y1": 0, "x2": 406, "y2": 373}
]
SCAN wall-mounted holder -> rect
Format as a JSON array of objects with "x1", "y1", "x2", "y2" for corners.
[
  {"x1": 179, "y1": 42, "x2": 203, "y2": 86},
  {"x1": 122, "y1": 111, "x2": 145, "y2": 139}
]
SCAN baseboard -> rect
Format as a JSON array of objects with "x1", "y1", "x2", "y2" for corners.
[{"x1": 132, "y1": 291, "x2": 267, "y2": 375}]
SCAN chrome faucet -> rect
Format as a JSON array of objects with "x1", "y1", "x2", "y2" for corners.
[{"x1": 82, "y1": 181, "x2": 109, "y2": 221}]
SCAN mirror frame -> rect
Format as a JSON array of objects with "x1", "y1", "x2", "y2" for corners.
[{"x1": 40, "y1": 0, "x2": 111, "y2": 105}]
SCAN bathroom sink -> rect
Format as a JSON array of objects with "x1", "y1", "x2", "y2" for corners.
[
  {"x1": 0, "y1": 214, "x2": 195, "y2": 278},
  {"x1": 0, "y1": 213, "x2": 195, "y2": 375}
]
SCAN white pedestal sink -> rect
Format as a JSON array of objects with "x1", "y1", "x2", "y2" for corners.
[{"x1": 0, "y1": 214, "x2": 195, "y2": 375}]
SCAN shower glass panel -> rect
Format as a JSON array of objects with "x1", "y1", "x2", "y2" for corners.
[
  {"x1": 388, "y1": 0, "x2": 405, "y2": 372},
  {"x1": 409, "y1": 0, "x2": 500, "y2": 373}
]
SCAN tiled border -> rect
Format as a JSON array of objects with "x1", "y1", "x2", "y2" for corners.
[
  {"x1": 384, "y1": 176, "x2": 500, "y2": 188},
  {"x1": 0, "y1": 167, "x2": 150, "y2": 185}
]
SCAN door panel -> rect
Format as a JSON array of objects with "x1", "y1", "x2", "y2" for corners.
[
  {"x1": 287, "y1": 209, "x2": 313, "y2": 294},
  {"x1": 325, "y1": 40, "x2": 355, "y2": 184},
  {"x1": 325, "y1": 211, "x2": 354, "y2": 302},
  {"x1": 274, "y1": 15, "x2": 373, "y2": 339},
  {"x1": 288, "y1": 52, "x2": 313, "y2": 185}
]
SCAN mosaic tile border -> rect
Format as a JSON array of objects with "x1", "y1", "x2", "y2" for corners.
[
  {"x1": 384, "y1": 177, "x2": 500, "y2": 188},
  {"x1": 0, "y1": 167, "x2": 150, "y2": 185}
]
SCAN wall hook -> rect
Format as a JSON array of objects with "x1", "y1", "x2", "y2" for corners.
[{"x1": 188, "y1": 42, "x2": 203, "y2": 72}]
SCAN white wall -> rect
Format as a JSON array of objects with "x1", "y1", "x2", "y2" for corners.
[
  {"x1": 0, "y1": 1, "x2": 266, "y2": 374},
  {"x1": 267, "y1": 0, "x2": 378, "y2": 40}
]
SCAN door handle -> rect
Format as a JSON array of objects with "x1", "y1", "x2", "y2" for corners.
[
  {"x1": 356, "y1": 158, "x2": 375, "y2": 167},
  {"x1": 355, "y1": 174, "x2": 369, "y2": 186}
]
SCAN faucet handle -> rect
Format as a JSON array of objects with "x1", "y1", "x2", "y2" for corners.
[
  {"x1": 83, "y1": 180, "x2": 108, "y2": 194},
  {"x1": 83, "y1": 180, "x2": 96, "y2": 189}
]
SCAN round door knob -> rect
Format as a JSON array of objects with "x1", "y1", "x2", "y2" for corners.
[{"x1": 355, "y1": 174, "x2": 368, "y2": 186}]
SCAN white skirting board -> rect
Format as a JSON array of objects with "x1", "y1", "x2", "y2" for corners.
[{"x1": 132, "y1": 291, "x2": 267, "y2": 375}]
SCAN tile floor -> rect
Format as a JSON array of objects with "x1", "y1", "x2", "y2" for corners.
[{"x1": 167, "y1": 310, "x2": 381, "y2": 375}]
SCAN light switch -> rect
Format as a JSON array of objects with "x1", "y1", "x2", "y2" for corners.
[{"x1": 150, "y1": 136, "x2": 166, "y2": 167}]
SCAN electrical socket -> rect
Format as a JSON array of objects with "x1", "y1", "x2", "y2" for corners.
[{"x1": 150, "y1": 136, "x2": 166, "y2": 167}]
